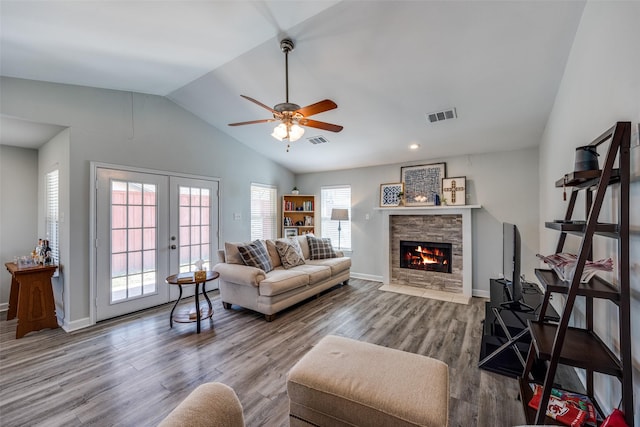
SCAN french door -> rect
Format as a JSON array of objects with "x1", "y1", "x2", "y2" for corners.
[{"x1": 95, "y1": 167, "x2": 218, "y2": 321}]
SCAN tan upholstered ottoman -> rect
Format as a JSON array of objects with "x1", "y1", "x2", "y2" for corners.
[{"x1": 287, "y1": 335, "x2": 449, "y2": 427}]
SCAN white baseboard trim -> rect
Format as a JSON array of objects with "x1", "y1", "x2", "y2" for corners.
[
  {"x1": 473, "y1": 289, "x2": 490, "y2": 299},
  {"x1": 350, "y1": 272, "x2": 383, "y2": 282},
  {"x1": 0, "y1": 302, "x2": 8, "y2": 312},
  {"x1": 61, "y1": 317, "x2": 93, "y2": 332}
]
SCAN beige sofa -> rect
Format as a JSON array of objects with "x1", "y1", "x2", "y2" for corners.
[{"x1": 213, "y1": 235, "x2": 351, "y2": 321}]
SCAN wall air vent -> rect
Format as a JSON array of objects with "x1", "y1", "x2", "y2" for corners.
[
  {"x1": 426, "y1": 108, "x2": 457, "y2": 124},
  {"x1": 307, "y1": 135, "x2": 329, "y2": 145}
]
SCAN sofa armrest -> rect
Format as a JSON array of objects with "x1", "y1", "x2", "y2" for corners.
[
  {"x1": 213, "y1": 263, "x2": 265, "y2": 287},
  {"x1": 335, "y1": 250, "x2": 344, "y2": 257},
  {"x1": 158, "y1": 382, "x2": 244, "y2": 427}
]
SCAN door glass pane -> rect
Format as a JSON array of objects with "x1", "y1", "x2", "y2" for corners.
[
  {"x1": 110, "y1": 180, "x2": 158, "y2": 303},
  {"x1": 128, "y1": 205, "x2": 142, "y2": 228},
  {"x1": 178, "y1": 185, "x2": 212, "y2": 272}
]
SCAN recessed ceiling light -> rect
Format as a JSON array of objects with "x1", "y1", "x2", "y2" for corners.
[{"x1": 409, "y1": 143, "x2": 420, "y2": 150}]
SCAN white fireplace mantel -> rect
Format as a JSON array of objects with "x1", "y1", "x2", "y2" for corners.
[{"x1": 375, "y1": 205, "x2": 481, "y2": 298}]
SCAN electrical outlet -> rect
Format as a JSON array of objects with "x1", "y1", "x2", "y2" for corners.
[{"x1": 233, "y1": 213, "x2": 241, "y2": 221}]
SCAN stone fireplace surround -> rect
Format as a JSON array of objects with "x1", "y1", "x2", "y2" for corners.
[
  {"x1": 378, "y1": 205, "x2": 481, "y2": 299},
  {"x1": 392, "y1": 215, "x2": 462, "y2": 292}
]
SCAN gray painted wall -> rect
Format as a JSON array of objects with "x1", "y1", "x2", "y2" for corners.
[
  {"x1": 0, "y1": 77, "x2": 295, "y2": 327},
  {"x1": 37, "y1": 128, "x2": 71, "y2": 321},
  {"x1": 0, "y1": 145, "x2": 39, "y2": 307},
  {"x1": 296, "y1": 147, "x2": 540, "y2": 296},
  {"x1": 538, "y1": 1, "x2": 639, "y2": 421}
]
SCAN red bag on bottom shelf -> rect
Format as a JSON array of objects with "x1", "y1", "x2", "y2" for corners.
[{"x1": 528, "y1": 385, "x2": 588, "y2": 427}]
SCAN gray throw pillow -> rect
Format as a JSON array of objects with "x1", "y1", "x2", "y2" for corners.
[
  {"x1": 306, "y1": 235, "x2": 337, "y2": 260},
  {"x1": 275, "y1": 238, "x2": 306, "y2": 269},
  {"x1": 237, "y1": 240, "x2": 273, "y2": 273}
]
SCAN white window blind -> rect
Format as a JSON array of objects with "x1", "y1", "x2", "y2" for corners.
[
  {"x1": 251, "y1": 183, "x2": 277, "y2": 240},
  {"x1": 45, "y1": 169, "x2": 60, "y2": 270},
  {"x1": 321, "y1": 185, "x2": 351, "y2": 250}
]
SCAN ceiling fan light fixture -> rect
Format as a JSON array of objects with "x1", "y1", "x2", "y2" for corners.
[
  {"x1": 271, "y1": 123, "x2": 304, "y2": 142},
  {"x1": 271, "y1": 123, "x2": 288, "y2": 141},
  {"x1": 289, "y1": 124, "x2": 305, "y2": 142}
]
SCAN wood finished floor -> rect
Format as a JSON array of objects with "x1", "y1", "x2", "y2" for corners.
[{"x1": 0, "y1": 279, "x2": 527, "y2": 427}]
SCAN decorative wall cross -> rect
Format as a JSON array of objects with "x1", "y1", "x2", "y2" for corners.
[{"x1": 443, "y1": 179, "x2": 465, "y2": 204}]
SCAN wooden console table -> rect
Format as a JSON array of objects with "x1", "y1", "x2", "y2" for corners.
[{"x1": 5, "y1": 262, "x2": 59, "y2": 338}]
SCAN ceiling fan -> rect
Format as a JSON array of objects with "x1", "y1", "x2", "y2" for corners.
[{"x1": 228, "y1": 38, "x2": 343, "y2": 151}]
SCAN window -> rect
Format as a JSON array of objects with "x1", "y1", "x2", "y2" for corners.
[
  {"x1": 45, "y1": 169, "x2": 60, "y2": 274},
  {"x1": 250, "y1": 183, "x2": 277, "y2": 240},
  {"x1": 321, "y1": 185, "x2": 351, "y2": 250}
]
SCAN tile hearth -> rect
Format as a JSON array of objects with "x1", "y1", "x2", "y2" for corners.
[{"x1": 379, "y1": 283, "x2": 471, "y2": 304}]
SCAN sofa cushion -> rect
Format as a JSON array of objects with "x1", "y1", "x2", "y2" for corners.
[
  {"x1": 290, "y1": 264, "x2": 332, "y2": 285},
  {"x1": 224, "y1": 242, "x2": 246, "y2": 265},
  {"x1": 264, "y1": 240, "x2": 282, "y2": 268},
  {"x1": 275, "y1": 238, "x2": 306, "y2": 269},
  {"x1": 259, "y1": 269, "x2": 309, "y2": 296},
  {"x1": 296, "y1": 235, "x2": 311, "y2": 260},
  {"x1": 306, "y1": 235, "x2": 337, "y2": 260},
  {"x1": 238, "y1": 240, "x2": 273, "y2": 273},
  {"x1": 305, "y1": 257, "x2": 352, "y2": 276}
]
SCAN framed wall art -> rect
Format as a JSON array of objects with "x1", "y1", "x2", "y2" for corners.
[
  {"x1": 284, "y1": 228, "x2": 298, "y2": 238},
  {"x1": 380, "y1": 183, "x2": 403, "y2": 207},
  {"x1": 400, "y1": 163, "x2": 446, "y2": 206},
  {"x1": 442, "y1": 176, "x2": 466, "y2": 205}
]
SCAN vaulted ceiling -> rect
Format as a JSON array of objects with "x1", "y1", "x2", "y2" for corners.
[{"x1": 0, "y1": 1, "x2": 585, "y2": 173}]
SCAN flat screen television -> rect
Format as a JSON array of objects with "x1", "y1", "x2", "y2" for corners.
[{"x1": 502, "y1": 222, "x2": 521, "y2": 303}]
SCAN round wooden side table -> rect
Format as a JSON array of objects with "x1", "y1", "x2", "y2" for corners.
[{"x1": 165, "y1": 271, "x2": 219, "y2": 334}]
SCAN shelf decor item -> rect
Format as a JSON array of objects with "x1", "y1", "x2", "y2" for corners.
[
  {"x1": 442, "y1": 176, "x2": 466, "y2": 206},
  {"x1": 379, "y1": 182, "x2": 403, "y2": 207},
  {"x1": 536, "y1": 252, "x2": 613, "y2": 283},
  {"x1": 284, "y1": 228, "x2": 298, "y2": 238},
  {"x1": 400, "y1": 163, "x2": 446, "y2": 206}
]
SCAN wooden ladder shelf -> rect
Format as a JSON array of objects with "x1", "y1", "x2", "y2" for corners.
[{"x1": 518, "y1": 122, "x2": 633, "y2": 426}]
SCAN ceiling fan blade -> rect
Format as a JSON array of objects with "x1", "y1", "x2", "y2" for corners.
[
  {"x1": 240, "y1": 95, "x2": 278, "y2": 114},
  {"x1": 228, "y1": 118, "x2": 276, "y2": 126},
  {"x1": 296, "y1": 99, "x2": 338, "y2": 117},
  {"x1": 299, "y1": 118, "x2": 343, "y2": 132}
]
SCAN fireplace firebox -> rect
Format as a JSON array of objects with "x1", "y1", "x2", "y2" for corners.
[{"x1": 400, "y1": 240, "x2": 452, "y2": 273}]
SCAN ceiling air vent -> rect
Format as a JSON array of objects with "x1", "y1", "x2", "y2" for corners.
[
  {"x1": 426, "y1": 108, "x2": 457, "y2": 124},
  {"x1": 307, "y1": 135, "x2": 329, "y2": 145}
]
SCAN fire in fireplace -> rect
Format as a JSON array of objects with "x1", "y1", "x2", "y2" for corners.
[{"x1": 400, "y1": 240, "x2": 452, "y2": 273}]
